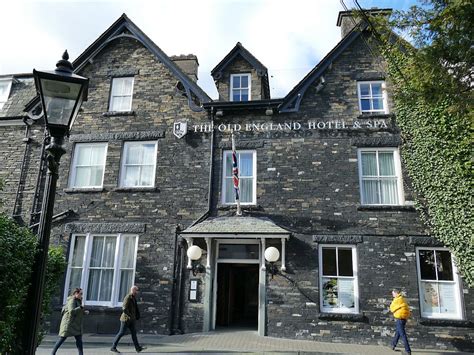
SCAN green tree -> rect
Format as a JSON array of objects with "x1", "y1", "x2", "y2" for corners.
[
  {"x1": 367, "y1": 0, "x2": 473, "y2": 285},
  {"x1": 0, "y1": 213, "x2": 66, "y2": 353}
]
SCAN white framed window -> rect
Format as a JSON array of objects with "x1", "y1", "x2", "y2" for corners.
[
  {"x1": 64, "y1": 233, "x2": 139, "y2": 307},
  {"x1": 69, "y1": 143, "x2": 107, "y2": 188},
  {"x1": 319, "y1": 245, "x2": 359, "y2": 313},
  {"x1": 120, "y1": 141, "x2": 157, "y2": 187},
  {"x1": 416, "y1": 247, "x2": 463, "y2": 319},
  {"x1": 222, "y1": 150, "x2": 256, "y2": 205},
  {"x1": 0, "y1": 79, "x2": 13, "y2": 110},
  {"x1": 357, "y1": 81, "x2": 388, "y2": 114},
  {"x1": 109, "y1": 77, "x2": 134, "y2": 111},
  {"x1": 358, "y1": 148, "x2": 404, "y2": 205},
  {"x1": 230, "y1": 73, "x2": 251, "y2": 101}
]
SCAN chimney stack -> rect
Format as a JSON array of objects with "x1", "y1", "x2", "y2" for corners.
[
  {"x1": 336, "y1": 8, "x2": 392, "y2": 38},
  {"x1": 171, "y1": 54, "x2": 199, "y2": 82}
]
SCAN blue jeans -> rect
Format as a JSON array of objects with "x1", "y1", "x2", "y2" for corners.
[
  {"x1": 51, "y1": 335, "x2": 83, "y2": 355},
  {"x1": 112, "y1": 320, "x2": 141, "y2": 350},
  {"x1": 392, "y1": 319, "x2": 411, "y2": 353}
]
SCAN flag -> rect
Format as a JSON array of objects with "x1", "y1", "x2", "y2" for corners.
[
  {"x1": 231, "y1": 132, "x2": 242, "y2": 215},
  {"x1": 232, "y1": 150, "x2": 239, "y2": 200}
]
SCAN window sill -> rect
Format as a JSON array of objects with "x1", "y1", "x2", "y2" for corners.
[
  {"x1": 357, "y1": 205, "x2": 416, "y2": 212},
  {"x1": 102, "y1": 110, "x2": 135, "y2": 117},
  {"x1": 419, "y1": 318, "x2": 472, "y2": 328},
  {"x1": 114, "y1": 187, "x2": 159, "y2": 192},
  {"x1": 357, "y1": 113, "x2": 393, "y2": 119},
  {"x1": 319, "y1": 312, "x2": 367, "y2": 322},
  {"x1": 218, "y1": 204, "x2": 263, "y2": 211},
  {"x1": 64, "y1": 187, "x2": 105, "y2": 193}
]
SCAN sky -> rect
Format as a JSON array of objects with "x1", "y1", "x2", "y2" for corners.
[{"x1": 0, "y1": 0, "x2": 418, "y2": 99}]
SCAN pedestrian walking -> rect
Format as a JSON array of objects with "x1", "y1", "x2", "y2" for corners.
[
  {"x1": 52, "y1": 287, "x2": 88, "y2": 355},
  {"x1": 111, "y1": 285, "x2": 146, "y2": 353},
  {"x1": 389, "y1": 289, "x2": 412, "y2": 355}
]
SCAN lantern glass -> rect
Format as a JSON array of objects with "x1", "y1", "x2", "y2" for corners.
[
  {"x1": 264, "y1": 246, "x2": 280, "y2": 263},
  {"x1": 187, "y1": 245, "x2": 202, "y2": 261},
  {"x1": 40, "y1": 78, "x2": 83, "y2": 128}
]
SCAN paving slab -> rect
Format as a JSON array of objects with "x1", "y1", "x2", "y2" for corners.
[{"x1": 37, "y1": 330, "x2": 471, "y2": 354}]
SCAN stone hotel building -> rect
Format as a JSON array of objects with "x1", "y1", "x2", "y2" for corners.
[{"x1": 0, "y1": 8, "x2": 472, "y2": 351}]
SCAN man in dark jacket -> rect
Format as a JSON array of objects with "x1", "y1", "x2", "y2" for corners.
[{"x1": 111, "y1": 286, "x2": 146, "y2": 353}]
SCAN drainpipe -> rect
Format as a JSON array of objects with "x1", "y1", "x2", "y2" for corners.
[
  {"x1": 29, "y1": 129, "x2": 48, "y2": 231},
  {"x1": 12, "y1": 120, "x2": 31, "y2": 224}
]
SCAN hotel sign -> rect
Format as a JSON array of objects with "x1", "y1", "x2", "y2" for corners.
[{"x1": 191, "y1": 119, "x2": 388, "y2": 133}]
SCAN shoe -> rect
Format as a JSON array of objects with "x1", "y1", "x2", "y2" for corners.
[
  {"x1": 388, "y1": 345, "x2": 395, "y2": 351},
  {"x1": 110, "y1": 348, "x2": 120, "y2": 353},
  {"x1": 136, "y1": 346, "x2": 147, "y2": 353}
]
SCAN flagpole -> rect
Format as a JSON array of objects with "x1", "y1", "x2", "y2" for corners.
[{"x1": 231, "y1": 131, "x2": 242, "y2": 216}]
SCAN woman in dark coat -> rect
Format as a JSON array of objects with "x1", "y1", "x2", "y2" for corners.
[{"x1": 52, "y1": 288, "x2": 88, "y2": 355}]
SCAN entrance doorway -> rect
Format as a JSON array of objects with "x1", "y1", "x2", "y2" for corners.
[{"x1": 216, "y1": 263, "x2": 258, "y2": 328}]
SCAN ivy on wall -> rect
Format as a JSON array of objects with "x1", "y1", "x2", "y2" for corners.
[{"x1": 364, "y1": 1, "x2": 473, "y2": 286}]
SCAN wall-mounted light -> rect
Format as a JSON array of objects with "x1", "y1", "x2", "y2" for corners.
[
  {"x1": 187, "y1": 245, "x2": 205, "y2": 276},
  {"x1": 264, "y1": 246, "x2": 280, "y2": 279}
]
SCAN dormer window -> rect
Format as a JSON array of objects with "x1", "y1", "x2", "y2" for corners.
[
  {"x1": 0, "y1": 79, "x2": 13, "y2": 110},
  {"x1": 230, "y1": 74, "x2": 250, "y2": 101}
]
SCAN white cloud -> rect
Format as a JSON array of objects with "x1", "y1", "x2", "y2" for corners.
[{"x1": 0, "y1": 0, "x2": 417, "y2": 99}]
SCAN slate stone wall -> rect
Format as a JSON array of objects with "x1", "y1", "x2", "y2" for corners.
[
  {"x1": 204, "y1": 33, "x2": 473, "y2": 351},
  {"x1": 0, "y1": 122, "x2": 45, "y2": 225},
  {"x1": 46, "y1": 36, "x2": 211, "y2": 334}
]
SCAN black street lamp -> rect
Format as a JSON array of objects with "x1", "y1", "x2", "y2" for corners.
[{"x1": 23, "y1": 50, "x2": 88, "y2": 354}]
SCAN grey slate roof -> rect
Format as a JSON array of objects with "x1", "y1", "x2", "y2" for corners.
[
  {"x1": 0, "y1": 75, "x2": 36, "y2": 119},
  {"x1": 181, "y1": 216, "x2": 290, "y2": 235}
]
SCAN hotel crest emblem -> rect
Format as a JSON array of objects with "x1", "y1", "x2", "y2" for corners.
[{"x1": 173, "y1": 120, "x2": 187, "y2": 139}]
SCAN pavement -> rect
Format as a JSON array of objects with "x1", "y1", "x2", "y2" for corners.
[{"x1": 37, "y1": 330, "x2": 471, "y2": 354}]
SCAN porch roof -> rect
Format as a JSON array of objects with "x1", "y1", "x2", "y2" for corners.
[{"x1": 181, "y1": 216, "x2": 290, "y2": 237}]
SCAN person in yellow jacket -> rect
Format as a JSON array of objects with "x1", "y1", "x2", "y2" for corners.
[{"x1": 389, "y1": 289, "x2": 412, "y2": 354}]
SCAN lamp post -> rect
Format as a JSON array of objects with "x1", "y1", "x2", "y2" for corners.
[{"x1": 23, "y1": 50, "x2": 88, "y2": 354}]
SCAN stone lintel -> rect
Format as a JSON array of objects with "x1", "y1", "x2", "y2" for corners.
[
  {"x1": 65, "y1": 222, "x2": 146, "y2": 234},
  {"x1": 408, "y1": 236, "x2": 444, "y2": 247},
  {"x1": 218, "y1": 140, "x2": 264, "y2": 149},
  {"x1": 313, "y1": 235, "x2": 363, "y2": 244},
  {"x1": 70, "y1": 131, "x2": 165, "y2": 142},
  {"x1": 351, "y1": 135, "x2": 401, "y2": 147}
]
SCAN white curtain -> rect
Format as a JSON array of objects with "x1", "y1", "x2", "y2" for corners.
[
  {"x1": 118, "y1": 237, "x2": 137, "y2": 301},
  {"x1": 87, "y1": 236, "x2": 116, "y2": 301}
]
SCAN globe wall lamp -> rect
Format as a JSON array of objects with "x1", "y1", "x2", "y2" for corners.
[
  {"x1": 264, "y1": 246, "x2": 280, "y2": 279},
  {"x1": 187, "y1": 245, "x2": 206, "y2": 276},
  {"x1": 24, "y1": 50, "x2": 89, "y2": 354}
]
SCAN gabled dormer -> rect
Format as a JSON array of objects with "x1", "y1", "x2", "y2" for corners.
[{"x1": 211, "y1": 42, "x2": 270, "y2": 102}]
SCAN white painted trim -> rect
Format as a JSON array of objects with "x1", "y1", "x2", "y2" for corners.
[
  {"x1": 415, "y1": 247, "x2": 464, "y2": 320},
  {"x1": 357, "y1": 147, "x2": 405, "y2": 206},
  {"x1": 281, "y1": 238, "x2": 287, "y2": 272},
  {"x1": 212, "y1": 239, "x2": 262, "y2": 331},
  {"x1": 109, "y1": 76, "x2": 135, "y2": 112},
  {"x1": 0, "y1": 120, "x2": 25, "y2": 126},
  {"x1": 69, "y1": 142, "x2": 108, "y2": 189},
  {"x1": 119, "y1": 140, "x2": 158, "y2": 188},
  {"x1": 230, "y1": 73, "x2": 251, "y2": 102},
  {"x1": 318, "y1": 244, "x2": 359, "y2": 314},
  {"x1": 184, "y1": 237, "x2": 193, "y2": 269},
  {"x1": 182, "y1": 233, "x2": 289, "y2": 239},
  {"x1": 64, "y1": 233, "x2": 138, "y2": 307},
  {"x1": 0, "y1": 78, "x2": 13, "y2": 110},
  {"x1": 221, "y1": 150, "x2": 257, "y2": 205},
  {"x1": 357, "y1": 80, "x2": 389, "y2": 114}
]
